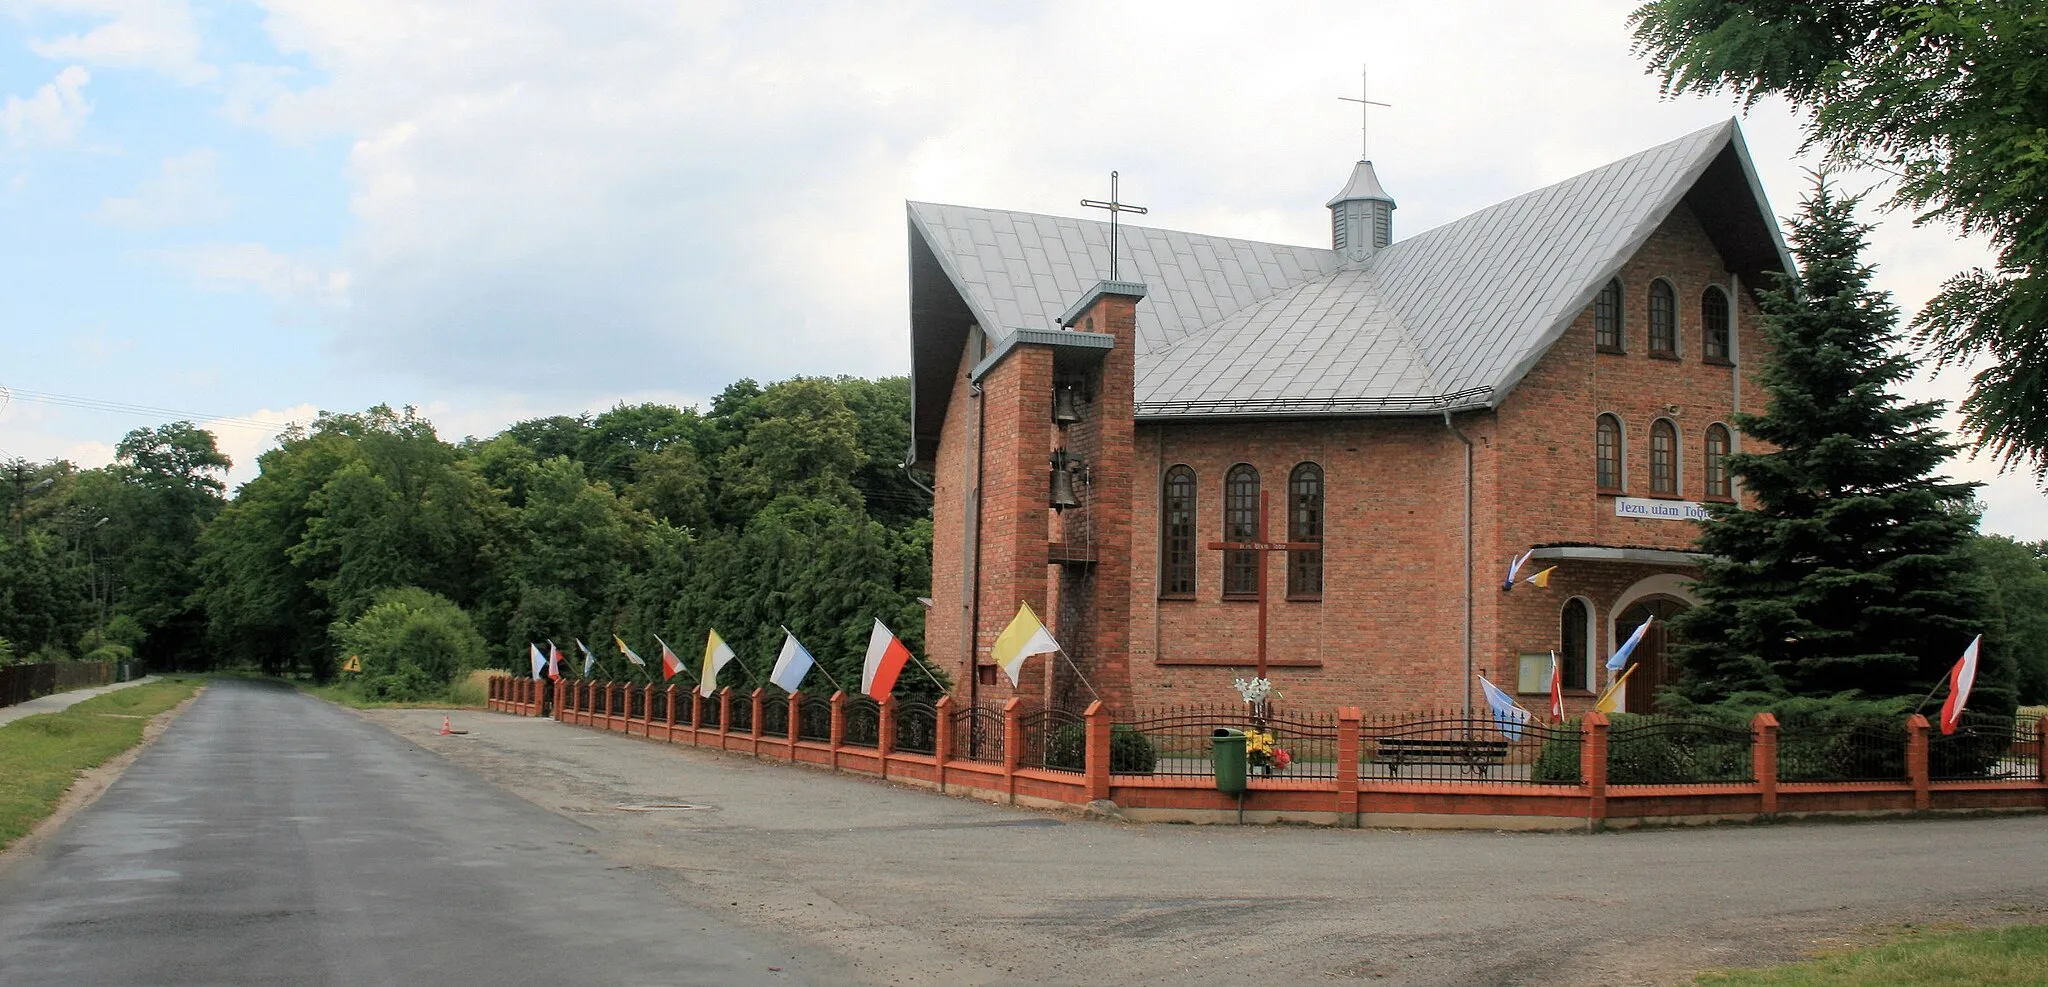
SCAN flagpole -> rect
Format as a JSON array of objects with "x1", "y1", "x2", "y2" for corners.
[
  {"x1": 1052, "y1": 646, "x2": 1103, "y2": 704},
  {"x1": 909, "y1": 652, "x2": 949, "y2": 694},
  {"x1": 782, "y1": 626, "x2": 847, "y2": 695},
  {"x1": 1911, "y1": 674, "x2": 1949, "y2": 716}
]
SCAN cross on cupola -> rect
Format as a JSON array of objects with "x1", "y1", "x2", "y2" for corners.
[
  {"x1": 1080, "y1": 171, "x2": 1148, "y2": 282},
  {"x1": 1337, "y1": 64, "x2": 1391, "y2": 161}
]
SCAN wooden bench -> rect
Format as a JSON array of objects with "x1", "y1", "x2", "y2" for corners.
[{"x1": 1375, "y1": 737, "x2": 1510, "y2": 776}]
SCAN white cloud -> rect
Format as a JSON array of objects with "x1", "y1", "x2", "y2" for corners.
[
  {"x1": 99, "y1": 148, "x2": 228, "y2": 227},
  {"x1": 2, "y1": 65, "x2": 92, "y2": 148},
  {"x1": 25, "y1": 0, "x2": 215, "y2": 84},
  {"x1": 211, "y1": 403, "x2": 316, "y2": 489},
  {"x1": 156, "y1": 241, "x2": 350, "y2": 307}
]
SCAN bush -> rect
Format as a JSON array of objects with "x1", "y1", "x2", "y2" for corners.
[
  {"x1": 331, "y1": 587, "x2": 487, "y2": 702},
  {"x1": 1604, "y1": 712, "x2": 1753, "y2": 785},
  {"x1": 1044, "y1": 722, "x2": 1157, "y2": 774},
  {"x1": 1531, "y1": 722, "x2": 1582, "y2": 783}
]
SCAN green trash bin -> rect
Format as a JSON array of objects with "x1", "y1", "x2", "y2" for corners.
[{"x1": 1212, "y1": 728, "x2": 1247, "y2": 794}]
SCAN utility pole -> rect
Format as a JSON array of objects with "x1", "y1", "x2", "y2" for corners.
[{"x1": 10, "y1": 462, "x2": 53, "y2": 542}]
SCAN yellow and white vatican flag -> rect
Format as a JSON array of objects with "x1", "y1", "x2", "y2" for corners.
[
  {"x1": 991, "y1": 602, "x2": 1062, "y2": 687},
  {"x1": 699, "y1": 629, "x2": 736, "y2": 698}
]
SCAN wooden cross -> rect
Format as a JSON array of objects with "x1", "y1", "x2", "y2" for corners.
[
  {"x1": 1206, "y1": 491, "x2": 1319, "y2": 679},
  {"x1": 1337, "y1": 64, "x2": 1391, "y2": 160},
  {"x1": 1080, "y1": 170, "x2": 1147, "y2": 282}
]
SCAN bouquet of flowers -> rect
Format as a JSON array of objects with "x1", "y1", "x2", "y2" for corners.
[
  {"x1": 1243, "y1": 728, "x2": 1292, "y2": 772},
  {"x1": 1232, "y1": 676, "x2": 1276, "y2": 706}
]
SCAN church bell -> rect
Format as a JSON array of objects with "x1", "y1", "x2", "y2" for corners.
[
  {"x1": 1052, "y1": 383, "x2": 1083, "y2": 426},
  {"x1": 1049, "y1": 450, "x2": 1082, "y2": 512}
]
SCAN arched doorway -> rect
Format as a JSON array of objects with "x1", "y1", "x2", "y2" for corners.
[{"x1": 1616, "y1": 596, "x2": 1688, "y2": 713}]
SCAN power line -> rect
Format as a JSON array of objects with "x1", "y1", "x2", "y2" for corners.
[{"x1": 0, "y1": 384, "x2": 302, "y2": 434}]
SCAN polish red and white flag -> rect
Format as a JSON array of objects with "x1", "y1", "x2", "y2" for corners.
[
  {"x1": 862, "y1": 619, "x2": 912, "y2": 700},
  {"x1": 1938, "y1": 635, "x2": 1981, "y2": 736}
]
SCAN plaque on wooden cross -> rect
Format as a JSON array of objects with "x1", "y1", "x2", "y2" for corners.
[{"x1": 1206, "y1": 490, "x2": 1319, "y2": 678}]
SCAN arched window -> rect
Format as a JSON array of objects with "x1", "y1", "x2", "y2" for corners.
[
  {"x1": 1596, "y1": 414, "x2": 1623, "y2": 491},
  {"x1": 1561, "y1": 598, "x2": 1591, "y2": 691},
  {"x1": 1160, "y1": 465, "x2": 1196, "y2": 597},
  {"x1": 1649, "y1": 279, "x2": 1677, "y2": 356},
  {"x1": 1701, "y1": 286, "x2": 1731, "y2": 362},
  {"x1": 1651, "y1": 419, "x2": 1678, "y2": 494},
  {"x1": 1223, "y1": 465, "x2": 1260, "y2": 598},
  {"x1": 1705, "y1": 424, "x2": 1732, "y2": 499},
  {"x1": 1594, "y1": 278, "x2": 1623, "y2": 352},
  {"x1": 1287, "y1": 463, "x2": 1323, "y2": 599}
]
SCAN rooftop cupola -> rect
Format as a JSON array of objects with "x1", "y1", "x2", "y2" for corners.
[{"x1": 1327, "y1": 160, "x2": 1395, "y2": 262}]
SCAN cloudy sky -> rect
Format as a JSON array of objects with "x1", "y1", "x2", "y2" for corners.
[{"x1": 2, "y1": 0, "x2": 2041, "y2": 537}]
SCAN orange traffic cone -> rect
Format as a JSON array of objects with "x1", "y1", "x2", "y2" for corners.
[{"x1": 440, "y1": 715, "x2": 454, "y2": 736}]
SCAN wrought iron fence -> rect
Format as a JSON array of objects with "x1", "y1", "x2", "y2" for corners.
[
  {"x1": 1605, "y1": 714, "x2": 1754, "y2": 785},
  {"x1": 647, "y1": 688, "x2": 668, "y2": 723},
  {"x1": 1116, "y1": 705, "x2": 1257, "y2": 778},
  {"x1": 1361, "y1": 712, "x2": 1581, "y2": 785},
  {"x1": 843, "y1": 697, "x2": 880, "y2": 748},
  {"x1": 894, "y1": 701, "x2": 938, "y2": 755},
  {"x1": 798, "y1": 696, "x2": 833, "y2": 742},
  {"x1": 729, "y1": 693, "x2": 754, "y2": 733},
  {"x1": 1265, "y1": 710, "x2": 1339, "y2": 779},
  {"x1": 699, "y1": 693, "x2": 722, "y2": 731},
  {"x1": 1776, "y1": 714, "x2": 1905, "y2": 782},
  {"x1": 675, "y1": 691, "x2": 695, "y2": 726},
  {"x1": 760, "y1": 695, "x2": 790, "y2": 737},
  {"x1": 951, "y1": 704, "x2": 1005, "y2": 764},
  {"x1": 1930, "y1": 712, "x2": 2039, "y2": 781},
  {"x1": 1020, "y1": 704, "x2": 1089, "y2": 773},
  {"x1": 628, "y1": 687, "x2": 645, "y2": 721}
]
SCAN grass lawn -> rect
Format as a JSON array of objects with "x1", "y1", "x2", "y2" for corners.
[
  {"x1": 1699, "y1": 924, "x2": 2048, "y2": 985},
  {"x1": 0, "y1": 678, "x2": 201, "y2": 851}
]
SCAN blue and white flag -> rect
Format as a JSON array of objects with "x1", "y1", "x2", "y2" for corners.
[
  {"x1": 1478, "y1": 674, "x2": 1531, "y2": 741},
  {"x1": 1502, "y1": 549, "x2": 1534, "y2": 592},
  {"x1": 770, "y1": 627, "x2": 816, "y2": 693},
  {"x1": 1607, "y1": 615, "x2": 1655, "y2": 671},
  {"x1": 577, "y1": 638, "x2": 596, "y2": 677},
  {"x1": 528, "y1": 643, "x2": 548, "y2": 679}
]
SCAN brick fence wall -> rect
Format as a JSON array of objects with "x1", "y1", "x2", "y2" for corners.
[{"x1": 485, "y1": 677, "x2": 2048, "y2": 830}]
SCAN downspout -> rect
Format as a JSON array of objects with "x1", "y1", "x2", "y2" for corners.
[
  {"x1": 965, "y1": 363, "x2": 986, "y2": 715},
  {"x1": 1443, "y1": 409, "x2": 1474, "y2": 719}
]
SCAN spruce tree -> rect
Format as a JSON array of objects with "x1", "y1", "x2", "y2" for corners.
[{"x1": 1670, "y1": 180, "x2": 2011, "y2": 713}]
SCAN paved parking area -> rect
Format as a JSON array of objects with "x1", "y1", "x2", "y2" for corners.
[{"x1": 371, "y1": 707, "x2": 2048, "y2": 986}]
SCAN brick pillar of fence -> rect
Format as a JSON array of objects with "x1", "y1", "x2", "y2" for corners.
[
  {"x1": 1581, "y1": 711, "x2": 1609, "y2": 829},
  {"x1": 1084, "y1": 701, "x2": 1110, "y2": 803},
  {"x1": 1336, "y1": 707, "x2": 1362, "y2": 828},
  {"x1": 1751, "y1": 711, "x2": 1779, "y2": 816},
  {"x1": 553, "y1": 678, "x2": 565, "y2": 720},
  {"x1": 787, "y1": 690, "x2": 802, "y2": 762},
  {"x1": 687, "y1": 690, "x2": 702, "y2": 742},
  {"x1": 1002, "y1": 698, "x2": 1023, "y2": 797},
  {"x1": 750, "y1": 689, "x2": 766, "y2": 743},
  {"x1": 877, "y1": 696, "x2": 896, "y2": 779},
  {"x1": 719, "y1": 688, "x2": 734, "y2": 741},
  {"x1": 1907, "y1": 713, "x2": 1931, "y2": 811},
  {"x1": 934, "y1": 696, "x2": 954, "y2": 791},
  {"x1": 665, "y1": 684, "x2": 678, "y2": 739},
  {"x1": 830, "y1": 691, "x2": 847, "y2": 770}
]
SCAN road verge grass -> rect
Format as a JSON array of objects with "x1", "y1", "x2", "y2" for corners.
[
  {"x1": 0, "y1": 678, "x2": 200, "y2": 850},
  {"x1": 1698, "y1": 924, "x2": 2048, "y2": 985}
]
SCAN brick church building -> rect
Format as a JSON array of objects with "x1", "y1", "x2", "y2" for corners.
[{"x1": 905, "y1": 119, "x2": 1792, "y2": 716}]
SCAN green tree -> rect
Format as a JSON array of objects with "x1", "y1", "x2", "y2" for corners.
[
  {"x1": 332, "y1": 586, "x2": 488, "y2": 701},
  {"x1": 713, "y1": 378, "x2": 866, "y2": 521},
  {"x1": 1971, "y1": 535, "x2": 2048, "y2": 704},
  {"x1": 1630, "y1": 0, "x2": 2048, "y2": 476},
  {"x1": 1670, "y1": 181, "x2": 2008, "y2": 711}
]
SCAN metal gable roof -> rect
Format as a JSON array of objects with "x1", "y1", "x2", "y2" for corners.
[{"x1": 907, "y1": 118, "x2": 1790, "y2": 450}]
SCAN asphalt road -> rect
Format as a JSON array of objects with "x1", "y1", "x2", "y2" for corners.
[{"x1": 0, "y1": 680, "x2": 847, "y2": 987}]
